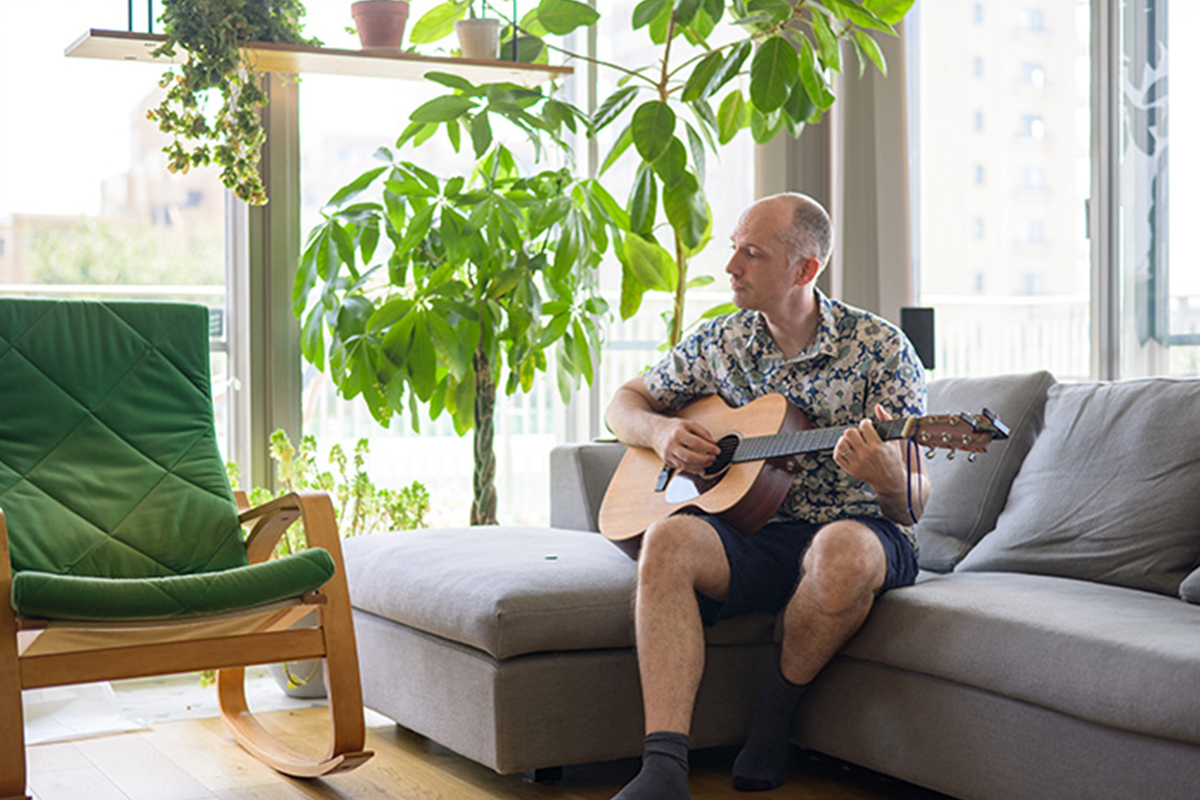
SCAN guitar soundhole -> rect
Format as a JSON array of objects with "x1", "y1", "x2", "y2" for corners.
[{"x1": 702, "y1": 434, "x2": 741, "y2": 478}]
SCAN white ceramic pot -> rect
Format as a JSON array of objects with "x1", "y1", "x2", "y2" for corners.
[{"x1": 455, "y1": 17, "x2": 501, "y2": 60}]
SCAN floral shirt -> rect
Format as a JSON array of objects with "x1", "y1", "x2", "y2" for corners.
[{"x1": 643, "y1": 289, "x2": 926, "y2": 541}]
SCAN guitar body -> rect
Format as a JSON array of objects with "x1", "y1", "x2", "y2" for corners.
[{"x1": 599, "y1": 394, "x2": 810, "y2": 557}]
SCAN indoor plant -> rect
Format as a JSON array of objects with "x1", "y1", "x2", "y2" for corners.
[
  {"x1": 410, "y1": 0, "x2": 914, "y2": 345},
  {"x1": 147, "y1": 0, "x2": 320, "y2": 205},
  {"x1": 455, "y1": 3, "x2": 502, "y2": 59},
  {"x1": 294, "y1": 113, "x2": 623, "y2": 524}
]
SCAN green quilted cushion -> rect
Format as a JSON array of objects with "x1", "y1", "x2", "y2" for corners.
[
  {"x1": 11, "y1": 547, "x2": 336, "y2": 621},
  {"x1": 0, "y1": 299, "x2": 246, "y2": 583}
]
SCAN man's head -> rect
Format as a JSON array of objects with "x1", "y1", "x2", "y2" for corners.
[{"x1": 726, "y1": 193, "x2": 832, "y2": 311}]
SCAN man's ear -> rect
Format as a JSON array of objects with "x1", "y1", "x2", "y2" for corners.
[{"x1": 796, "y1": 256, "x2": 820, "y2": 286}]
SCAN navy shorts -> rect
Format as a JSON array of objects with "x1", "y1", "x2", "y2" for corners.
[{"x1": 693, "y1": 514, "x2": 919, "y2": 626}]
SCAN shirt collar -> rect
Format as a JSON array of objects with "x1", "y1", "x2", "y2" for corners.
[{"x1": 748, "y1": 288, "x2": 838, "y2": 363}]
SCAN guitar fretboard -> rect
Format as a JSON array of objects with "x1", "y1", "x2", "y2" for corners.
[{"x1": 731, "y1": 419, "x2": 910, "y2": 463}]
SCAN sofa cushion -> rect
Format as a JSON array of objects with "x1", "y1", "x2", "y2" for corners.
[
  {"x1": 343, "y1": 526, "x2": 774, "y2": 659},
  {"x1": 955, "y1": 378, "x2": 1200, "y2": 596},
  {"x1": 1182, "y1": 567, "x2": 1200, "y2": 604},
  {"x1": 914, "y1": 371, "x2": 1055, "y2": 571},
  {"x1": 841, "y1": 572, "x2": 1200, "y2": 747}
]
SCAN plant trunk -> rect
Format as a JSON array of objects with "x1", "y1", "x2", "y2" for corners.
[
  {"x1": 670, "y1": 238, "x2": 690, "y2": 348},
  {"x1": 471, "y1": 345, "x2": 498, "y2": 526}
]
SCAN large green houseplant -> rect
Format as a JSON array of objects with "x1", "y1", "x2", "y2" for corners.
[
  {"x1": 148, "y1": 0, "x2": 320, "y2": 205},
  {"x1": 411, "y1": 0, "x2": 913, "y2": 345},
  {"x1": 294, "y1": 123, "x2": 624, "y2": 524}
]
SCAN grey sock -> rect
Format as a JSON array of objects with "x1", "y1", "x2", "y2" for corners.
[
  {"x1": 612, "y1": 731, "x2": 691, "y2": 800},
  {"x1": 732, "y1": 668, "x2": 808, "y2": 791}
]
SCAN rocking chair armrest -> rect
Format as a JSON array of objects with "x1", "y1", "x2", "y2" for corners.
[{"x1": 239, "y1": 492, "x2": 345, "y2": 565}]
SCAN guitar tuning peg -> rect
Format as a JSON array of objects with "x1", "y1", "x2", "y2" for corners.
[
  {"x1": 946, "y1": 450, "x2": 956, "y2": 461},
  {"x1": 968, "y1": 452, "x2": 978, "y2": 463},
  {"x1": 925, "y1": 447, "x2": 937, "y2": 459}
]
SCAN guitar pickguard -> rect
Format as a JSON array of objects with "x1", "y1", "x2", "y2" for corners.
[{"x1": 662, "y1": 471, "x2": 720, "y2": 504}]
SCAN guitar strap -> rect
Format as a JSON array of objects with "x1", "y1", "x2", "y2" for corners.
[{"x1": 905, "y1": 435, "x2": 925, "y2": 525}]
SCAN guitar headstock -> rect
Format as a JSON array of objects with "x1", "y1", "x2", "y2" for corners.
[{"x1": 907, "y1": 408, "x2": 1010, "y2": 459}]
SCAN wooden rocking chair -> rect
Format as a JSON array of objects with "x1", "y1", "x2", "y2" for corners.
[{"x1": 0, "y1": 298, "x2": 373, "y2": 800}]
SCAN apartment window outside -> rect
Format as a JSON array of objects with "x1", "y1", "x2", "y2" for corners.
[
  {"x1": 911, "y1": 0, "x2": 1090, "y2": 380},
  {"x1": 1020, "y1": 61, "x2": 1048, "y2": 88},
  {"x1": 0, "y1": 1, "x2": 233, "y2": 454}
]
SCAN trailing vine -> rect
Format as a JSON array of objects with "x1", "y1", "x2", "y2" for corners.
[{"x1": 147, "y1": 0, "x2": 319, "y2": 205}]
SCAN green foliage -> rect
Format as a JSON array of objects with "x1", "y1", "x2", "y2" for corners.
[
  {"x1": 148, "y1": 0, "x2": 320, "y2": 205},
  {"x1": 405, "y1": 0, "x2": 914, "y2": 347},
  {"x1": 294, "y1": 138, "x2": 622, "y2": 435},
  {"x1": 23, "y1": 218, "x2": 224, "y2": 287},
  {"x1": 226, "y1": 429, "x2": 431, "y2": 558}
]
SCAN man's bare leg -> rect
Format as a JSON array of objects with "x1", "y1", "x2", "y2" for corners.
[
  {"x1": 611, "y1": 516, "x2": 731, "y2": 800},
  {"x1": 733, "y1": 521, "x2": 887, "y2": 791}
]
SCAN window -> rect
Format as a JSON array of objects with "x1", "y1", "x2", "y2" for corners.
[
  {"x1": 0, "y1": 1, "x2": 233, "y2": 453},
  {"x1": 1021, "y1": 8, "x2": 1047, "y2": 32},
  {"x1": 1020, "y1": 61, "x2": 1048, "y2": 88},
  {"x1": 1120, "y1": 0, "x2": 1200, "y2": 374},
  {"x1": 911, "y1": 1, "x2": 1090, "y2": 380},
  {"x1": 1019, "y1": 114, "x2": 1047, "y2": 139}
]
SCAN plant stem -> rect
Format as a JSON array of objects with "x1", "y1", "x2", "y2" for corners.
[
  {"x1": 471, "y1": 345, "x2": 498, "y2": 525},
  {"x1": 671, "y1": 235, "x2": 688, "y2": 348}
]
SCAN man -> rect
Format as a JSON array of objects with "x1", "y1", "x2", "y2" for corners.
[{"x1": 604, "y1": 192, "x2": 930, "y2": 799}]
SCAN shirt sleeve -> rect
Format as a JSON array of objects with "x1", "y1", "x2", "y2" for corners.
[
  {"x1": 866, "y1": 328, "x2": 927, "y2": 419},
  {"x1": 641, "y1": 318, "x2": 723, "y2": 411}
]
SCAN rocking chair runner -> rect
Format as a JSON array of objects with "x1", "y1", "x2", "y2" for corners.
[{"x1": 0, "y1": 298, "x2": 373, "y2": 800}]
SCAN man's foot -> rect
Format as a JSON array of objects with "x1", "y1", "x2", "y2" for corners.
[
  {"x1": 731, "y1": 669, "x2": 809, "y2": 791},
  {"x1": 611, "y1": 731, "x2": 691, "y2": 800}
]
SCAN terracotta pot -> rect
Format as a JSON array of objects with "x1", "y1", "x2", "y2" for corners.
[
  {"x1": 455, "y1": 17, "x2": 501, "y2": 60},
  {"x1": 351, "y1": 0, "x2": 410, "y2": 50}
]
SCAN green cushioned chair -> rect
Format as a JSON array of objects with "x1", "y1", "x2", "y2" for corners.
[{"x1": 0, "y1": 298, "x2": 372, "y2": 800}]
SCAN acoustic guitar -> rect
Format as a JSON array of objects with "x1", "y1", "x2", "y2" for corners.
[{"x1": 598, "y1": 393, "x2": 1009, "y2": 556}]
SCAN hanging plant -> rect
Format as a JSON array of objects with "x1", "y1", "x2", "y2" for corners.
[{"x1": 147, "y1": 0, "x2": 320, "y2": 205}]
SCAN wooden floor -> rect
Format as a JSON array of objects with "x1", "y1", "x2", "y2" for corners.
[{"x1": 24, "y1": 706, "x2": 954, "y2": 800}]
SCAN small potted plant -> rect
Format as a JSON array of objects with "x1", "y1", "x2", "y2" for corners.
[
  {"x1": 350, "y1": 0, "x2": 411, "y2": 50},
  {"x1": 455, "y1": 2, "x2": 501, "y2": 60}
]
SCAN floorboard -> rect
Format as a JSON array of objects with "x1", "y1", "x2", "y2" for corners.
[{"x1": 25, "y1": 705, "x2": 955, "y2": 800}]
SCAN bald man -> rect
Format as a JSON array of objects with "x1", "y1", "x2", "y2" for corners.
[{"x1": 604, "y1": 193, "x2": 930, "y2": 798}]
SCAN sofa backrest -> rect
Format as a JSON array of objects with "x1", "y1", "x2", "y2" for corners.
[
  {"x1": 550, "y1": 441, "x2": 626, "y2": 531},
  {"x1": 914, "y1": 371, "x2": 1057, "y2": 571}
]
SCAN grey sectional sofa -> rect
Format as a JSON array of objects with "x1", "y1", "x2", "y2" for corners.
[{"x1": 342, "y1": 372, "x2": 1200, "y2": 800}]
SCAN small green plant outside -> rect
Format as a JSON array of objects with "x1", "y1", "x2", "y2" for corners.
[{"x1": 199, "y1": 430, "x2": 429, "y2": 687}]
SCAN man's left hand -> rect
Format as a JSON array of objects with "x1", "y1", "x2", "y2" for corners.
[{"x1": 832, "y1": 404, "x2": 906, "y2": 492}]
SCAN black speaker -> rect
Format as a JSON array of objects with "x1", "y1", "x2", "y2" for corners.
[{"x1": 900, "y1": 307, "x2": 935, "y2": 371}]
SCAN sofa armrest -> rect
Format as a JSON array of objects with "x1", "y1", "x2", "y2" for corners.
[{"x1": 549, "y1": 442, "x2": 627, "y2": 532}]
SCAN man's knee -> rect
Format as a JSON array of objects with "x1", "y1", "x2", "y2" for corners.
[
  {"x1": 797, "y1": 523, "x2": 885, "y2": 614},
  {"x1": 638, "y1": 517, "x2": 727, "y2": 594}
]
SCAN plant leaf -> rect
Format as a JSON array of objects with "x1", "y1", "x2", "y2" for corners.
[
  {"x1": 750, "y1": 36, "x2": 799, "y2": 113},
  {"x1": 411, "y1": 95, "x2": 476, "y2": 123},
  {"x1": 409, "y1": 1, "x2": 468, "y2": 44},
  {"x1": 631, "y1": 101, "x2": 676, "y2": 162},
  {"x1": 717, "y1": 89, "x2": 747, "y2": 144},
  {"x1": 535, "y1": 0, "x2": 600, "y2": 35},
  {"x1": 592, "y1": 85, "x2": 640, "y2": 133},
  {"x1": 629, "y1": 163, "x2": 658, "y2": 237},
  {"x1": 855, "y1": 30, "x2": 888, "y2": 76}
]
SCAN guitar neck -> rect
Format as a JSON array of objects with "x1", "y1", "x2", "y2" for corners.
[{"x1": 733, "y1": 418, "x2": 912, "y2": 463}]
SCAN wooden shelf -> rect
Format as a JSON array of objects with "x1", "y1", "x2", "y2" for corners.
[{"x1": 66, "y1": 29, "x2": 572, "y2": 87}]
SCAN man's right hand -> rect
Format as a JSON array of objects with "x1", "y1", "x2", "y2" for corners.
[
  {"x1": 654, "y1": 418, "x2": 721, "y2": 474},
  {"x1": 606, "y1": 377, "x2": 721, "y2": 475}
]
